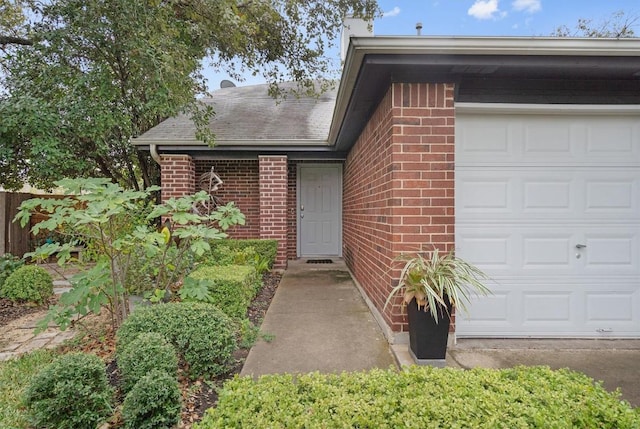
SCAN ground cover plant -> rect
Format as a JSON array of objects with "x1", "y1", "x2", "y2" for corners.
[{"x1": 196, "y1": 366, "x2": 640, "y2": 428}]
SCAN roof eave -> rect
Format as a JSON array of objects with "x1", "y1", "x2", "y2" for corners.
[{"x1": 328, "y1": 36, "x2": 640, "y2": 148}]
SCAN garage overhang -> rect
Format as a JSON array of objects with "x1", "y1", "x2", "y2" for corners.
[{"x1": 330, "y1": 36, "x2": 640, "y2": 152}]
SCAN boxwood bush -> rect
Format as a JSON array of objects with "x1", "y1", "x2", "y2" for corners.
[
  {"x1": 117, "y1": 302, "x2": 236, "y2": 378},
  {"x1": 195, "y1": 366, "x2": 640, "y2": 428},
  {"x1": 0, "y1": 253, "x2": 24, "y2": 289},
  {"x1": 1, "y1": 264, "x2": 53, "y2": 304},
  {"x1": 122, "y1": 369, "x2": 182, "y2": 429},
  {"x1": 117, "y1": 332, "x2": 178, "y2": 394},
  {"x1": 205, "y1": 239, "x2": 277, "y2": 268},
  {"x1": 23, "y1": 353, "x2": 113, "y2": 429},
  {"x1": 187, "y1": 265, "x2": 259, "y2": 319}
]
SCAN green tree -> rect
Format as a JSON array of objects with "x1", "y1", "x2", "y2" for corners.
[
  {"x1": 1, "y1": 0, "x2": 379, "y2": 190},
  {"x1": 551, "y1": 10, "x2": 637, "y2": 38},
  {"x1": 16, "y1": 177, "x2": 245, "y2": 330}
]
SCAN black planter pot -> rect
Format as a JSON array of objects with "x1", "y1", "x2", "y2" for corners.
[{"x1": 406, "y1": 297, "x2": 452, "y2": 364}]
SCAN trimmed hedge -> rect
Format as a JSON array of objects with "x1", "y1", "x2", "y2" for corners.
[
  {"x1": 117, "y1": 332, "x2": 178, "y2": 394},
  {"x1": 23, "y1": 353, "x2": 113, "y2": 429},
  {"x1": 122, "y1": 369, "x2": 182, "y2": 429},
  {"x1": 206, "y1": 239, "x2": 277, "y2": 268},
  {"x1": 195, "y1": 366, "x2": 640, "y2": 428},
  {"x1": 117, "y1": 302, "x2": 236, "y2": 378},
  {"x1": 1, "y1": 265, "x2": 53, "y2": 304},
  {"x1": 187, "y1": 265, "x2": 259, "y2": 319}
]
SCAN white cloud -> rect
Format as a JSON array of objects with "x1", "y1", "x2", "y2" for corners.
[
  {"x1": 468, "y1": 0, "x2": 504, "y2": 20},
  {"x1": 512, "y1": 0, "x2": 541, "y2": 13},
  {"x1": 383, "y1": 6, "x2": 401, "y2": 18}
]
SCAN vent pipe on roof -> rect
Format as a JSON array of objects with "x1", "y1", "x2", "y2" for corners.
[
  {"x1": 341, "y1": 16, "x2": 373, "y2": 62},
  {"x1": 416, "y1": 22, "x2": 423, "y2": 36}
]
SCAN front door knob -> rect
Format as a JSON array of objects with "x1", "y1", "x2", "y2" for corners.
[{"x1": 575, "y1": 244, "x2": 587, "y2": 249}]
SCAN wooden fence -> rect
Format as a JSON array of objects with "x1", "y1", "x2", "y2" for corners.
[{"x1": 0, "y1": 192, "x2": 33, "y2": 257}]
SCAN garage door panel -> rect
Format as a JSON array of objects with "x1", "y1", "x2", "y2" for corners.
[
  {"x1": 522, "y1": 292, "x2": 572, "y2": 322},
  {"x1": 458, "y1": 227, "x2": 581, "y2": 275},
  {"x1": 586, "y1": 293, "x2": 635, "y2": 322},
  {"x1": 522, "y1": 235, "x2": 573, "y2": 269},
  {"x1": 583, "y1": 230, "x2": 638, "y2": 274},
  {"x1": 456, "y1": 109, "x2": 640, "y2": 338},
  {"x1": 585, "y1": 178, "x2": 637, "y2": 214},
  {"x1": 458, "y1": 114, "x2": 640, "y2": 166},
  {"x1": 523, "y1": 180, "x2": 571, "y2": 211}
]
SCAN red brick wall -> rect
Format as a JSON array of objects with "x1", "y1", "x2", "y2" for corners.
[
  {"x1": 160, "y1": 155, "x2": 195, "y2": 202},
  {"x1": 344, "y1": 82, "x2": 455, "y2": 334},
  {"x1": 259, "y1": 156, "x2": 288, "y2": 268},
  {"x1": 194, "y1": 160, "x2": 260, "y2": 239}
]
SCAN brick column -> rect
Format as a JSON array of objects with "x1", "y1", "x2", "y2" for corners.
[
  {"x1": 389, "y1": 82, "x2": 456, "y2": 333},
  {"x1": 160, "y1": 155, "x2": 196, "y2": 202},
  {"x1": 259, "y1": 156, "x2": 288, "y2": 269}
]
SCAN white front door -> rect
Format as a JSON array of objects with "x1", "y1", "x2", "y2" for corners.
[
  {"x1": 455, "y1": 106, "x2": 640, "y2": 337},
  {"x1": 298, "y1": 164, "x2": 342, "y2": 257}
]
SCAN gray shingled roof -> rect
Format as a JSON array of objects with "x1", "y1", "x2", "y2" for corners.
[{"x1": 134, "y1": 81, "x2": 337, "y2": 146}]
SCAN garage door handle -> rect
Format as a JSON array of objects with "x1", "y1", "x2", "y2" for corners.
[{"x1": 575, "y1": 244, "x2": 587, "y2": 249}]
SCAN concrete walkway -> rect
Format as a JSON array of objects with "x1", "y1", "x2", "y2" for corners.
[{"x1": 241, "y1": 259, "x2": 395, "y2": 376}]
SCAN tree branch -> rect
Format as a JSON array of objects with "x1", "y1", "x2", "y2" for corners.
[{"x1": 0, "y1": 35, "x2": 33, "y2": 46}]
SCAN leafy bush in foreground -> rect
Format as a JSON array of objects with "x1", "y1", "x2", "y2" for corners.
[
  {"x1": 1, "y1": 265, "x2": 53, "y2": 305},
  {"x1": 117, "y1": 332, "x2": 178, "y2": 394},
  {"x1": 196, "y1": 366, "x2": 640, "y2": 428},
  {"x1": 117, "y1": 302, "x2": 236, "y2": 378},
  {"x1": 23, "y1": 353, "x2": 113, "y2": 429},
  {"x1": 122, "y1": 369, "x2": 182, "y2": 429}
]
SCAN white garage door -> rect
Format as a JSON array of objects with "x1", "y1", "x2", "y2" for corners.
[{"x1": 455, "y1": 104, "x2": 640, "y2": 338}]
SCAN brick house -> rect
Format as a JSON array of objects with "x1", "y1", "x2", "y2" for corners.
[{"x1": 134, "y1": 36, "x2": 640, "y2": 342}]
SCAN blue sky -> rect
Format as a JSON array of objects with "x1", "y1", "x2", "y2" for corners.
[{"x1": 204, "y1": 0, "x2": 639, "y2": 90}]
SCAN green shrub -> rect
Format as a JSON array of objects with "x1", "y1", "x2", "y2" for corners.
[
  {"x1": 122, "y1": 369, "x2": 182, "y2": 429},
  {"x1": 195, "y1": 366, "x2": 640, "y2": 428},
  {"x1": 205, "y1": 239, "x2": 277, "y2": 269},
  {"x1": 1, "y1": 265, "x2": 53, "y2": 304},
  {"x1": 117, "y1": 332, "x2": 178, "y2": 393},
  {"x1": 0, "y1": 253, "x2": 24, "y2": 289},
  {"x1": 0, "y1": 349, "x2": 57, "y2": 429},
  {"x1": 117, "y1": 302, "x2": 236, "y2": 378},
  {"x1": 23, "y1": 353, "x2": 113, "y2": 429},
  {"x1": 186, "y1": 265, "x2": 259, "y2": 319}
]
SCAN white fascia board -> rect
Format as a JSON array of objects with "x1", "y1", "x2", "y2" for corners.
[
  {"x1": 349, "y1": 36, "x2": 640, "y2": 57},
  {"x1": 455, "y1": 103, "x2": 640, "y2": 115}
]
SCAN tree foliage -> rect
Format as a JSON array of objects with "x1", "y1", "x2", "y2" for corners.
[
  {"x1": 1, "y1": 0, "x2": 380, "y2": 190},
  {"x1": 551, "y1": 10, "x2": 637, "y2": 38}
]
